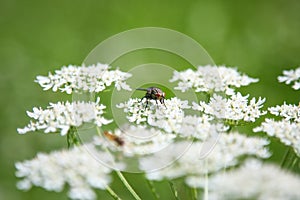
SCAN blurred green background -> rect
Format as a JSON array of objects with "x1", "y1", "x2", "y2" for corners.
[{"x1": 1, "y1": 0, "x2": 300, "y2": 199}]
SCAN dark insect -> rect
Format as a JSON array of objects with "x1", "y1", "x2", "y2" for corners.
[
  {"x1": 104, "y1": 130, "x2": 124, "y2": 146},
  {"x1": 137, "y1": 87, "x2": 167, "y2": 108}
]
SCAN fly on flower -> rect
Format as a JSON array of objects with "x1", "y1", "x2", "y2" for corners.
[
  {"x1": 103, "y1": 130, "x2": 124, "y2": 146},
  {"x1": 137, "y1": 87, "x2": 167, "y2": 108}
]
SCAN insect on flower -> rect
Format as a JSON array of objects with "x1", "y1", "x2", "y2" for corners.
[
  {"x1": 137, "y1": 87, "x2": 167, "y2": 108},
  {"x1": 103, "y1": 130, "x2": 124, "y2": 146}
]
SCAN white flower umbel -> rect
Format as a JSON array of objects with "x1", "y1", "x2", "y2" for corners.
[
  {"x1": 117, "y1": 97, "x2": 190, "y2": 133},
  {"x1": 268, "y1": 102, "x2": 300, "y2": 122},
  {"x1": 177, "y1": 115, "x2": 228, "y2": 140},
  {"x1": 94, "y1": 125, "x2": 176, "y2": 156},
  {"x1": 35, "y1": 63, "x2": 132, "y2": 94},
  {"x1": 140, "y1": 132, "x2": 270, "y2": 184},
  {"x1": 170, "y1": 65, "x2": 258, "y2": 95},
  {"x1": 15, "y1": 144, "x2": 117, "y2": 200},
  {"x1": 254, "y1": 102, "x2": 300, "y2": 155},
  {"x1": 192, "y1": 93, "x2": 266, "y2": 123},
  {"x1": 17, "y1": 97, "x2": 112, "y2": 135},
  {"x1": 278, "y1": 67, "x2": 300, "y2": 90},
  {"x1": 208, "y1": 159, "x2": 300, "y2": 200}
]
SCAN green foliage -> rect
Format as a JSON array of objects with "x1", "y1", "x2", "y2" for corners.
[{"x1": 1, "y1": 0, "x2": 300, "y2": 199}]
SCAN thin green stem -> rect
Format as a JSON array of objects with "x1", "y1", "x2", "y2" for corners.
[
  {"x1": 67, "y1": 127, "x2": 81, "y2": 148},
  {"x1": 169, "y1": 181, "x2": 180, "y2": 200},
  {"x1": 204, "y1": 159, "x2": 208, "y2": 200},
  {"x1": 106, "y1": 185, "x2": 122, "y2": 200},
  {"x1": 146, "y1": 179, "x2": 160, "y2": 199},
  {"x1": 281, "y1": 147, "x2": 294, "y2": 168},
  {"x1": 291, "y1": 157, "x2": 299, "y2": 170},
  {"x1": 115, "y1": 171, "x2": 141, "y2": 200},
  {"x1": 192, "y1": 187, "x2": 198, "y2": 200},
  {"x1": 96, "y1": 127, "x2": 141, "y2": 200}
]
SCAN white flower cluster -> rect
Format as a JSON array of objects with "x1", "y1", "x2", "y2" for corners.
[
  {"x1": 170, "y1": 65, "x2": 258, "y2": 95},
  {"x1": 117, "y1": 97, "x2": 228, "y2": 139},
  {"x1": 140, "y1": 132, "x2": 270, "y2": 184},
  {"x1": 268, "y1": 102, "x2": 300, "y2": 122},
  {"x1": 177, "y1": 115, "x2": 228, "y2": 140},
  {"x1": 278, "y1": 67, "x2": 300, "y2": 90},
  {"x1": 35, "y1": 63, "x2": 132, "y2": 94},
  {"x1": 117, "y1": 97, "x2": 190, "y2": 133},
  {"x1": 94, "y1": 125, "x2": 176, "y2": 156},
  {"x1": 254, "y1": 102, "x2": 300, "y2": 155},
  {"x1": 15, "y1": 145, "x2": 117, "y2": 200},
  {"x1": 17, "y1": 98, "x2": 112, "y2": 135},
  {"x1": 208, "y1": 159, "x2": 300, "y2": 200},
  {"x1": 192, "y1": 93, "x2": 266, "y2": 123}
]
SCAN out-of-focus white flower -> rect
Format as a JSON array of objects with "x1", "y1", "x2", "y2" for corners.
[
  {"x1": 278, "y1": 67, "x2": 300, "y2": 90},
  {"x1": 15, "y1": 144, "x2": 118, "y2": 200},
  {"x1": 94, "y1": 125, "x2": 176, "y2": 157},
  {"x1": 35, "y1": 63, "x2": 132, "y2": 94},
  {"x1": 192, "y1": 93, "x2": 266, "y2": 123},
  {"x1": 17, "y1": 97, "x2": 112, "y2": 135},
  {"x1": 170, "y1": 65, "x2": 258, "y2": 95},
  {"x1": 254, "y1": 102, "x2": 300, "y2": 155},
  {"x1": 207, "y1": 159, "x2": 300, "y2": 200},
  {"x1": 140, "y1": 132, "x2": 270, "y2": 183},
  {"x1": 117, "y1": 97, "x2": 190, "y2": 133}
]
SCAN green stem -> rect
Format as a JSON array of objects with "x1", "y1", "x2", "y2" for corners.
[
  {"x1": 169, "y1": 181, "x2": 180, "y2": 200},
  {"x1": 281, "y1": 147, "x2": 293, "y2": 168},
  {"x1": 106, "y1": 185, "x2": 122, "y2": 200},
  {"x1": 67, "y1": 127, "x2": 80, "y2": 148},
  {"x1": 192, "y1": 187, "x2": 198, "y2": 200},
  {"x1": 96, "y1": 127, "x2": 141, "y2": 200},
  {"x1": 204, "y1": 159, "x2": 208, "y2": 200},
  {"x1": 291, "y1": 157, "x2": 299, "y2": 170},
  {"x1": 146, "y1": 179, "x2": 160, "y2": 199},
  {"x1": 115, "y1": 171, "x2": 142, "y2": 200}
]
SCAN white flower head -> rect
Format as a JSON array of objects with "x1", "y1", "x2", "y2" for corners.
[
  {"x1": 177, "y1": 115, "x2": 228, "y2": 140},
  {"x1": 15, "y1": 144, "x2": 117, "y2": 200},
  {"x1": 170, "y1": 65, "x2": 258, "y2": 95},
  {"x1": 35, "y1": 63, "x2": 132, "y2": 94},
  {"x1": 17, "y1": 97, "x2": 112, "y2": 135},
  {"x1": 254, "y1": 102, "x2": 300, "y2": 155},
  {"x1": 141, "y1": 132, "x2": 270, "y2": 183},
  {"x1": 208, "y1": 159, "x2": 300, "y2": 200},
  {"x1": 117, "y1": 97, "x2": 190, "y2": 133},
  {"x1": 193, "y1": 93, "x2": 266, "y2": 123},
  {"x1": 268, "y1": 102, "x2": 300, "y2": 122},
  {"x1": 278, "y1": 67, "x2": 300, "y2": 90}
]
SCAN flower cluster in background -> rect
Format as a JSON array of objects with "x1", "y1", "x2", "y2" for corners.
[
  {"x1": 255, "y1": 71, "x2": 300, "y2": 155},
  {"x1": 170, "y1": 65, "x2": 258, "y2": 95},
  {"x1": 35, "y1": 63, "x2": 132, "y2": 94},
  {"x1": 278, "y1": 67, "x2": 300, "y2": 90},
  {"x1": 16, "y1": 64, "x2": 300, "y2": 200}
]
